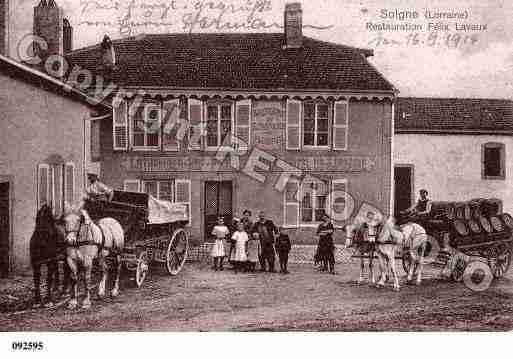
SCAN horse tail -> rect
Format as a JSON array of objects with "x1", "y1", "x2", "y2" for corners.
[{"x1": 98, "y1": 218, "x2": 125, "y2": 252}]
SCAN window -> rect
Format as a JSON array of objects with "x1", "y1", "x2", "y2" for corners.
[
  {"x1": 131, "y1": 103, "x2": 161, "y2": 150},
  {"x1": 64, "y1": 162, "x2": 75, "y2": 208},
  {"x1": 482, "y1": 142, "x2": 505, "y2": 179},
  {"x1": 142, "y1": 180, "x2": 175, "y2": 202},
  {"x1": 206, "y1": 101, "x2": 233, "y2": 150},
  {"x1": 303, "y1": 102, "x2": 330, "y2": 147},
  {"x1": 37, "y1": 162, "x2": 74, "y2": 215},
  {"x1": 284, "y1": 179, "x2": 348, "y2": 227}
]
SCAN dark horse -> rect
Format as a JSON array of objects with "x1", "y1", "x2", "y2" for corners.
[{"x1": 30, "y1": 204, "x2": 70, "y2": 307}]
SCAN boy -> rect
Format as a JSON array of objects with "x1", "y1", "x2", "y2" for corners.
[{"x1": 275, "y1": 227, "x2": 292, "y2": 274}]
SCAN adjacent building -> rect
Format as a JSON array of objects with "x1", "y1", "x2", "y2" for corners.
[
  {"x1": 394, "y1": 97, "x2": 513, "y2": 215},
  {"x1": 66, "y1": 3, "x2": 396, "y2": 244}
]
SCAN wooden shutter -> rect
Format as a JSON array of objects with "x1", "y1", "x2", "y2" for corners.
[
  {"x1": 333, "y1": 100, "x2": 349, "y2": 150},
  {"x1": 123, "y1": 179, "x2": 141, "y2": 193},
  {"x1": 37, "y1": 164, "x2": 50, "y2": 208},
  {"x1": 175, "y1": 179, "x2": 191, "y2": 223},
  {"x1": 283, "y1": 179, "x2": 300, "y2": 227},
  {"x1": 64, "y1": 162, "x2": 74, "y2": 208},
  {"x1": 162, "y1": 99, "x2": 180, "y2": 151},
  {"x1": 330, "y1": 179, "x2": 348, "y2": 220},
  {"x1": 235, "y1": 99, "x2": 251, "y2": 151},
  {"x1": 90, "y1": 120, "x2": 101, "y2": 161},
  {"x1": 113, "y1": 98, "x2": 128, "y2": 150},
  {"x1": 188, "y1": 99, "x2": 203, "y2": 150},
  {"x1": 286, "y1": 99, "x2": 301, "y2": 150}
]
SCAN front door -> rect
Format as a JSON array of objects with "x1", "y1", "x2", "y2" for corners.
[
  {"x1": 0, "y1": 182, "x2": 10, "y2": 277},
  {"x1": 394, "y1": 166, "x2": 413, "y2": 216},
  {"x1": 204, "y1": 181, "x2": 233, "y2": 240}
]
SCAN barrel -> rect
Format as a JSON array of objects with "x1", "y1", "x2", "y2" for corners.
[
  {"x1": 452, "y1": 219, "x2": 469, "y2": 237},
  {"x1": 478, "y1": 216, "x2": 493, "y2": 233},
  {"x1": 500, "y1": 213, "x2": 513, "y2": 230},
  {"x1": 430, "y1": 201, "x2": 452, "y2": 218},
  {"x1": 490, "y1": 216, "x2": 504, "y2": 232},
  {"x1": 446, "y1": 202, "x2": 457, "y2": 220},
  {"x1": 454, "y1": 202, "x2": 467, "y2": 220},
  {"x1": 468, "y1": 200, "x2": 482, "y2": 219},
  {"x1": 477, "y1": 198, "x2": 502, "y2": 217},
  {"x1": 467, "y1": 219, "x2": 482, "y2": 234},
  {"x1": 463, "y1": 202, "x2": 472, "y2": 220}
]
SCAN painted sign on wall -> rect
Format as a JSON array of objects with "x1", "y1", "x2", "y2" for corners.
[{"x1": 252, "y1": 101, "x2": 285, "y2": 150}]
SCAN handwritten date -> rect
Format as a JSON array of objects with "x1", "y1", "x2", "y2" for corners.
[{"x1": 369, "y1": 31, "x2": 479, "y2": 48}]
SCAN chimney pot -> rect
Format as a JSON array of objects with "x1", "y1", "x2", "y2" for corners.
[{"x1": 284, "y1": 2, "x2": 303, "y2": 48}]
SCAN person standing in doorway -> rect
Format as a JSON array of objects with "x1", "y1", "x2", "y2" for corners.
[
  {"x1": 211, "y1": 216, "x2": 229, "y2": 271},
  {"x1": 252, "y1": 211, "x2": 278, "y2": 272}
]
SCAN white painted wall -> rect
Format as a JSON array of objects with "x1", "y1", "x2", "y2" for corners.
[{"x1": 394, "y1": 134, "x2": 513, "y2": 214}]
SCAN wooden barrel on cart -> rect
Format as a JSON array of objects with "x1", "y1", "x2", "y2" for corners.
[
  {"x1": 452, "y1": 219, "x2": 470, "y2": 237},
  {"x1": 467, "y1": 219, "x2": 482, "y2": 234},
  {"x1": 469, "y1": 200, "x2": 482, "y2": 219},
  {"x1": 430, "y1": 201, "x2": 452, "y2": 218},
  {"x1": 446, "y1": 202, "x2": 457, "y2": 220},
  {"x1": 490, "y1": 216, "x2": 505, "y2": 232},
  {"x1": 454, "y1": 202, "x2": 469, "y2": 220},
  {"x1": 500, "y1": 213, "x2": 513, "y2": 230},
  {"x1": 478, "y1": 216, "x2": 493, "y2": 234},
  {"x1": 476, "y1": 198, "x2": 503, "y2": 217}
]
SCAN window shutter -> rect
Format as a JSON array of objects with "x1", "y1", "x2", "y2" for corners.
[
  {"x1": 113, "y1": 98, "x2": 128, "y2": 150},
  {"x1": 175, "y1": 179, "x2": 191, "y2": 223},
  {"x1": 188, "y1": 99, "x2": 203, "y2": 150},
  {"x1": 286, "y1": 99, "x2": 301, "y2": 150},
  {"x1": 333, "y1": 100, "x2": 348, "y2": 150},
  {"x1": 64, "y1": 162, "x2": 75, "y2": 207},
  {"x1": 235, "y1": 99, "x2": 251, "y2": 151},
  {"x1": 162, "y1": 99, "x2": 180, "y2": 151},
  {"x1": 37, "y1": 164, "x2": 50, "y2": 208},
  {"x1": 283, "y1": 179, "x2": 300, "y2": 227},
  {"x1": 330, "y1": 179, "x2": 348, "y2": 220},
  {"x1": 123, "y1": 179, "x2": 141, "y2": 193},
  {"x1": 90, "y1": 120, "x2": 101, "y2": 161}
]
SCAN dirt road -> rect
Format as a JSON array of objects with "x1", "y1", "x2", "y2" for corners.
[{"x1": 1, "y1": 262, "x2": 512, "y2": 331}]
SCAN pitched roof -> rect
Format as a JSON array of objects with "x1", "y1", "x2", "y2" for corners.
[
  {"x1": 395, "y1": 97, "x2": 513, "y2": 135},
  {"x1": 66, "y1": 33, "x2": 395, "y2": 93},
  {"x1": 0, "y1": 54, "x2": 109, "y2": 111}
]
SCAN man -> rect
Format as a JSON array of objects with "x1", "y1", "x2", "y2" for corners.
[
  {"x1": 252, "y1": 211, "x2": 278, "y2": 272},
  {"x1": 404, "y1": 189, "x2": 432, "y2": 218},
  {"x1": 84, "y1": 172, "x2": 114, "y2": 202},
  {"x1": 241, "y1": 209, "x2": 253, "y2": 233}
]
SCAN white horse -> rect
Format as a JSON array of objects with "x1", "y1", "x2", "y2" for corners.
[
  {"x1": 344, "y1": 220, "x2": 379, "y2": 284},
  {"x1": 375, "y1": 217, "x2": 428, "y2": 291},
  {"x1": 60, "y1": 208, "x2": 124, "y2": 309}
]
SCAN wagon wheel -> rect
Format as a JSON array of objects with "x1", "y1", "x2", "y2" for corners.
[
  {"x1": 166, "y1": 228, "x2": 189, "y2": 276},
  {"x1": 451, "y1": 257, "x2": 466, "y2": 282},
  {"x1": 135, "y1": 251, "x2": 149, "y2": 288},
  {"x1": 488, "y1": 245, "x2": 512, "y2": 278}
]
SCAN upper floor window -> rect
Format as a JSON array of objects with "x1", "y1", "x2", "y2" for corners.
[
  {"x1": 206, "y1": 101, "x2": 233, "y2": 150},
  {"x1": 132, "y1": 103, "x2": 161, "y2": 150},
  {"x1": 482, "y1": 142, "x2": 505, "y2": 180},
  {"x1": 303, "y1": 101, "x2": 330, "y2": 147}
]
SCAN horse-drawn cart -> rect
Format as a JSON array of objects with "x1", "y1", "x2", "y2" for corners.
[
  {"x1": 406, "y1": 198, "x2": 513, "y2": 283},
  {"x1": 85, "y1": 190, "x2": 189, "y2": 287}
]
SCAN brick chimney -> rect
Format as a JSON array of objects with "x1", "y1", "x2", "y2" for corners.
[
  {"x1": 0, "y1": 0, "x2": 9, "y2": 56},
  {"x1": 33, "y1": 0, "x2": 63, "y2": 60},
  {"x1": 63, "y1": 18, "x2": 72, "y2": 53},
  {"x1": 284, "y1": 2, "x2": 302, "y2": 48}
]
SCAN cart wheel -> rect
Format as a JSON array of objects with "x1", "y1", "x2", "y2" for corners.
[
  {"x1": 451, "y1": 257, "x2": 466, "y2": 282},
  {"x1": 488, "y1": 245, "x2": 512, "y2": 278},
  {"x1": 166, "y1": 228, "x2": 189, "y2": 276},
  {"x1": 402, "y1": 251, "x2": 412, "y2": 274},
  {"x1": 135, "y1": 251, "x2": 149, "y2": 288}
]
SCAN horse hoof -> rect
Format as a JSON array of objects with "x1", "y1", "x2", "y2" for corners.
[
  {"x1": 67, "y1": 300, "x2": 78, "y2": 310},
  {"x1": 111, "y1": 289, "x2": 119, "y2": 298},
  {"x1": 81, "y1": 300, "x2": 91, "y2": 309},
  {"x1": 393, "y1": 286, "x2": 401, "y2": 292},
  {"x1": 415, "y1": 281, "x2": 422, "y2": 286}
]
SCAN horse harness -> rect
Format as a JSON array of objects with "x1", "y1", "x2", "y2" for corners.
[{"x1": 65, "y1": 215, "x2": 106, "y2": 248}]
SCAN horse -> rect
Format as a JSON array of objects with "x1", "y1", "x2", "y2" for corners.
[
  {"x1": 374, "y1": 217, "x2": 429, "y2": 291},
  {"x1": 344, "y1": 220, "x2": 379, "y2": 284},
  {"x1": 30, "y1": 204, "x2": 70, "y2": 307},
  {"x1": 61, "y1": 208, "x2": 124, "y2": 309}
]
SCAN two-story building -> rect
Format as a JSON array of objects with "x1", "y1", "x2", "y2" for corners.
[
  {"x1": 394, "y1": 97, "x2": 513, "y2": 215},
  {"x1": 66, "y1": 3, "x2": 396, "y2": 244}
]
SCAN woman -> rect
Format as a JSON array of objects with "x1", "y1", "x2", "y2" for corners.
[{"x1": 316, "y1": 214, "x2": 335, "y2": 274}]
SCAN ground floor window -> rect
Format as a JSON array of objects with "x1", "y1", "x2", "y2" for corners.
[
  {"x1": 284, "y1": 178, "x2": 348, "y2": 227},
  {"x1": 37, "y1": 162, "x2": 75, "y2": 215},
  {"x1": 124, "y1": 178, "x2": 191, "y2": 224},
  {"x1": 482, "y1": 142, "x2": 505, "y2": 180}
]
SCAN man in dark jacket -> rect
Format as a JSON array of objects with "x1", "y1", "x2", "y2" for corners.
[
  {"x1": 252, "y1": 211, "x2": 278, "y2": 272},
  {"x1": 275, "y1": 227, "x2": 292, "y2": 274}
]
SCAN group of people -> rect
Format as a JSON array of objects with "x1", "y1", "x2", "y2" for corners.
[{"x1": 210, "y1": 210, "x2": 292, "y2": 274}]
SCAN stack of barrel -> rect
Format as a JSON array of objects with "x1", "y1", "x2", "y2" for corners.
[{"x1": 430, "y1": 198, "x2": 513, "y2": 246}]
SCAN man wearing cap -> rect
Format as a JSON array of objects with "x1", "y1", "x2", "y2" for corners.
[
  {"x1": 404, "y1": 189, "x2": 432, "y2": 218},
  {"x1": 251, "y1": 211, "x2": 278, "y2": 272},
  {"x1": 83, "y1": 172, "x2": 114, "y2": 202}
]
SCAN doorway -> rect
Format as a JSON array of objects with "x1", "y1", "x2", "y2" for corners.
[
  {"x1": 394, "y1": 165, "x2": 414, "y2": 216},
  {"x1": 0, "y1": 182, "x2": 10, "y2": 277},
  {"x1": 204, "y1": 181, "x2": 233, "y2": 240}
]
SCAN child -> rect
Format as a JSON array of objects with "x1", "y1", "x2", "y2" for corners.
[
  {"x1": 275, "y1": 227, "x2": 292, "y2": 274},
  {"x1": 246, "y1": 232, "x2": 261, "y2": 272},
  {"x1": 231, "y1": 220, "x2": 249, "y2": 274},
  {"x1": 211, "y1": 216, "x2": 229, "y2": 271}
]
